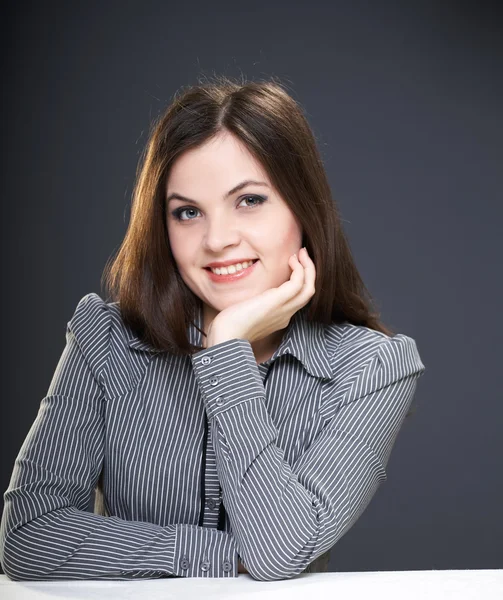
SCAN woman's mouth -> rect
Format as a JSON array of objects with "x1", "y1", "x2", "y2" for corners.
[{"x1": 204, "y1": 259, "x2": 259, "y2": 283}]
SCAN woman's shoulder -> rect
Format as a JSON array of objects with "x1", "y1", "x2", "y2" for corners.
[
  {"x1": 325, "y1": 320, "x2": 426, "y2": 386},
  {"x1": 67, "y1": 292, "x2": 162, "y2": 397},
  {"x1": 66, "y1": 293, "x2": 113, "y2": 377},
  {"x1": 67, "y1": 292, "x2": 136, "y2": 345}
]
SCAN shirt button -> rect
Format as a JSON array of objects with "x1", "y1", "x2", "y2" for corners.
[
  {"x1": 215, "y1": 396, "x2": 224, "y2": 406},
  {"x1": 202, "y1": 356, "x2": 212, "y2": 365},
  {"x1": 200, "y1": 558, "x2": 211, "y2": 572},
  {"x1": 210, "y1": 376, "x2": 219, "y2": 386},
  {"x1": 180, "y1": 556, "x2": 190, "y2": 570},
  {"x1": 207, "y1": 498, "x2": 216, "y2": 510},
  {"x1": 222, "y1": 559, "x2": 232, "y2": 572}
]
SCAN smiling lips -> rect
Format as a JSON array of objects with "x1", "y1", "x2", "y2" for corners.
[{"x1": 205, "y1": 259, "x2": 259, "y2": 283}]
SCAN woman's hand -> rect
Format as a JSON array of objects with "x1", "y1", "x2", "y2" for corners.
[
  {"x1": 238, "y1": 558, "x2": 249, "y2": 574},
  {"x1": 207, "y1": 247, "x2": 316, "y2": 346}
]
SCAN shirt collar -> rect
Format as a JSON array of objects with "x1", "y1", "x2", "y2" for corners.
[{"x1": 125, "y1": 302, "x2": 335, "y2": 381}]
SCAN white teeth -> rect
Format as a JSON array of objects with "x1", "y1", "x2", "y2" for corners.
[{"x1": 210, "y1": 260, "x2": 256, "y2": 275}]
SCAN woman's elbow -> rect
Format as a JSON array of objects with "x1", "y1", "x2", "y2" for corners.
[
  {"x1": 1, "y1": 548, "x2": 34, "y2": 581},
  {"x1": 245, "y1": 556, "x2": 305, "y2": 582},
  {"x1": 1, "y1": 530, "x2": 55, "y2": 581}
]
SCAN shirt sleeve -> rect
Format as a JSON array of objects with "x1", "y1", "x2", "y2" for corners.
[
  {"x1": 0, "y1": 293, "x2": 238, "y2": 581},
  {"x1": 191, "y1": 333, "x2": 426, "y2": 581}
]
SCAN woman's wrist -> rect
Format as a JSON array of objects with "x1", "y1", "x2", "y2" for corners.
[{"x1": 206, "y1": 328, "x2": 232, "y2": 349}]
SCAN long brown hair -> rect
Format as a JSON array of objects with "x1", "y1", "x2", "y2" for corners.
[{"x1": 102, "y1": 74, "x2": 394, "y2": 357}]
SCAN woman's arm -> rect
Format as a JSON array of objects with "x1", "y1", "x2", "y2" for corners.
[
  {"x1": 0, "y1": 294, "x2": 238, "y2": 580},
  {"x1": 191, "y1": 333, "x2": 425, "y2": 581}
]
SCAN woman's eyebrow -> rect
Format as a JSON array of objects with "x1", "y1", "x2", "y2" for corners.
[{"x1": 166, "y1": 180, "x2": 269, "y2": 205}]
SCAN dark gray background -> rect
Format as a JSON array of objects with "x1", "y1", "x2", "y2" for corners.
[{"x1": 2, "y1": 0, "x2": 502, "y2": 574}]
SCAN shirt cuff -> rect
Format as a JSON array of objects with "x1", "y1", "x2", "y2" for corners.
[
  {"x1": 191, "y1": 338, "x2": 265, "y2": 420},
  {"x1": 172, "y1": 524, "x2": 238, "y2": 577}
]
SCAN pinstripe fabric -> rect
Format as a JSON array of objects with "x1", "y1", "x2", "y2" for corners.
[{"x1": 0, "y1": 292, "x2": 425, "y2": 581}]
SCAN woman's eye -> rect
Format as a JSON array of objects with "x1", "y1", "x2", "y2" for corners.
[
  {"x1": 239, "y1": 195, "x2": 267, "y2": 208},
  {"x1": 171, "y1": 195, "x2": 267, "y2": 221},
  {"x1": 173, "y1": 207, "x2": 199, "y2": 221}
]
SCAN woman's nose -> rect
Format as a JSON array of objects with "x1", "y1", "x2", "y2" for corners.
[{"x1": 203, "y1": 217, "x2": 241, "y2": 251}]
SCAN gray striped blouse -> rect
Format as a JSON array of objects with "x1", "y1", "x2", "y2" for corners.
[{"x1": 0, "y1": 292, "x2": 426, "y2": 581}]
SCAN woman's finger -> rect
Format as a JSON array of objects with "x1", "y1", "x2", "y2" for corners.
[
  {"x1": 274, "y1": 254, "x2": 303, "y2": 306},
  {"x1": 284, "y1": 249, "x2": 315, "y2": 312},
  {"x1": 298, "y1": 247, "x2": 316, "y2": 295}
]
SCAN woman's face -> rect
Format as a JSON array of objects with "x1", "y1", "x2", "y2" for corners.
[{"x1": 166, "y1": 130, "x2": 303, "y2": 325}]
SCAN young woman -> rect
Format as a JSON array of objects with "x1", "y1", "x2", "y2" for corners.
[{"x1": 0, "y1": 76, "x2": 426, "y2": 582}]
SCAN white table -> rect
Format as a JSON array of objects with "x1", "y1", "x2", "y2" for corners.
[{"x1": 1, "y1": 570, "x2": 502, "y2": 599}]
